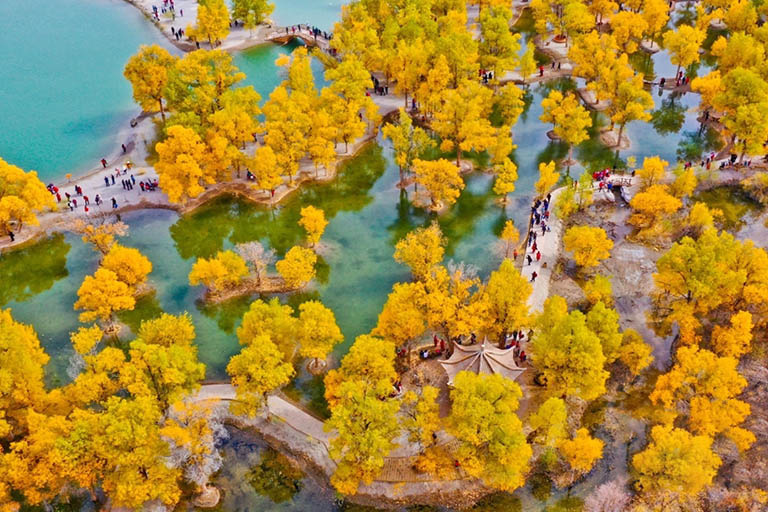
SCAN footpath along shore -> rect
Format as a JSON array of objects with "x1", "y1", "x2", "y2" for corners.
[{"x1": 0, "y1": 92, "x2": 404, "y2": 252}]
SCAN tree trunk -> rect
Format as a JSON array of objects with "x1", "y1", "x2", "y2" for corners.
[
  {"x1": 158, "y1": 98, "x2": 166, "y2": 122},
  {"x1": 617, "y1": 124, "x2": 625, "y2": 148}
]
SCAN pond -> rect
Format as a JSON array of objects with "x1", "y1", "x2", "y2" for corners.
[{"x1": 0, "y1": 1, "x2": 719, "y2": 510}]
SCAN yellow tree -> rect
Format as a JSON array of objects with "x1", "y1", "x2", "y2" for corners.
[
  {"x1": 75, "y1": 268, "x2": 136, "y2": 327},
  {"x1": 237, "y1": 298, "x2": 298, "y2": 362},
  {"x1": 101, "y1": 243, "x2": 153, "y2": 291},
  {"x1": 558, "y1": 428, "x2": 604, "y2": 478},
  {"x1": 87, "y1": 396, "x2": 184, "y2": 508},
  {"x1": 250, "y1": 145, "x2": 282, "y2": 195},
  {"x1": 535, "y1": 160, "x2": 559, "y2": 197},
  {"x1": 629, "y1": 184, "x2": 681, "y2": 235},
  {"x1": 528, "y1": 397, "x2": 568, "y2": 448},
  {"x1": 390, "y1": 39, "x2": 432, "y2": 107},
  {"x1": 299, "y1": 205, "x2": 328, "y2": 247},
  {"x1": 393, "y1": 223, "x2": 445, "y2": 280},
  {"x1": 276, "y1": 246, "x2": 317, "y2": 289},
  {"x1": 227, "y1": 334, "x2": 295, "y2": 415},
  {"x1": 401, "y1": 386, "x2": 441, "y2": 453},
  {"x1": 650, "y1": 346, "x2": 755, "y2": 450},
  {"x1": 447, "y1": 372, "x2": 532, "y2": 491},
  {"x1": 519, "y1": 41, "x2": 538, "y2": 84},
  {"x1": 324, "y1": 335, "x2": 399, "y2": 493},
  {"x1": 155, "y1": 124, "x2": 209, "y2": 204},
  {"x1": 569, "y1": 31, "x2": 619, "y2": 87},
  {"x1": 540, "y1": 90, "x2": 592, "y2": 165},
  {"x1": 263, "y1": 86, "x2": 310, "y2": 184},
  {"x1": 74, "y1": 219, "x2": 128, "y2": 255},
  {"x1": 711, "y1": 310, "x2": 753, "y2": 359},
  {"x1": 194, "y1": 0, "x2": 230, "y2": 47},
  {"x1": 617, "y1": 329, "x2": 654, "y2": 377},
  {"x1": 493, "y1": 158, "x2": 519, "y2": 204},
  {"x1": 297, "y1": 300, "x2": 343, "y2": 369},
  {"x1": 636, "y1": 156, "x2": 668, "y2": 189},
  {"x1": 563, "y1": 225, "x2": 613, "y2": 268},
  {"x1": 433, "y1": 80, "x2": 496, "y2": 166},
  {"x1": 374, "y1": 281, "x2": 427, "y2": 348},
  {"x1": 583, "y1": 274, "x2": 613, "y2": 306},
  {"x1": 120, "y1": 315, "x2": 205, "y2": 412},
  {"x1": 123, "y1": 44, "x2": 177, "y2": 122},
  {"x1": 663, "y1": 25, "x2": 707, "y2": 78},
  {"x1": 326, "y1": 379, "x2": 401, "y2": 494},
  {"x1": 478, "y1": 6, "x2": 522, "y2": 78},
  {"x1": 531, "y1": 296, "x2": 608, "y2": 400},
  {"x1": 188, "y1": 250, "x2": 249, "y2": 294},
  {"x1": 641, "y1": 0, "x2": 669, "y2": 49},
  {"x1": 0, "y1": 158, "x2": 55, "y2": 237},
  {"x1": 607, "y1": 73, "x2": 653, "y2": 145},
  {"x1": 500, "y1": 220, "x2": 520, "y2": 258},
  {"x1": 381, "y1": 108, "x2": 435, "y2": 185},
  {"x1": 231, "y1": 0, "x2": 274, "y2": 27},
  {"x1": 632, "y1": 425, "x2": 722, "y2": 497},
  {"x1": 610, "y1": 11, "x2": 647, "y2": 54},
  {"x1": 308, "y1": 108, "x2": 338, "y2": 176},
  {"x1": 484, "y1": 259, "x2": 532, "y2": 342},
  {"x1": 412, "y1": 158, "x2": 465, "y2": 210},
  {"x1": 0, "y1": 310, "x2": 49, "y2": 438}
]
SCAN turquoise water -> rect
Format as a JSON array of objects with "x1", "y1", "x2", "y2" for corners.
[
  {"x1": 0, "y1": 0, "x2": 177, "y2": 181},
  {"x1": 271, "y1": 0, "x2": 345, "y2": 31}
]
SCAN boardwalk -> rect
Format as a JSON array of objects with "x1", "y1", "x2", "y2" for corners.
[{"x1": 191, "y1": 384, "x2": 467, "y2": 484}]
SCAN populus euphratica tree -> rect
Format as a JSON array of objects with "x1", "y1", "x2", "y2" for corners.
[
  {"x1": 123, "y1": 44, "x2": 177, "y2": 122},
  {"x1": 0, "y1": 157, "x2": 55, "y2": 238},
  {"x1": 563, "y1": 225, "x2": 614, "y2": 269}
]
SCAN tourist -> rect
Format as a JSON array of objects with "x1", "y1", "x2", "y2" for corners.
[
  {"x1": 111, "y1": 175, "x2": 115, "y2": 185},
  {"x1": 111, "y1": 198, "x2": 118, "y2": 209},
  {"x1": 531, "y1": 272, "x2": 537, "y2": 282},
  {"x1": 84, "y1": 195, "x2": 89, "y2": 206},
  {"x1": 122, "y1": 143, "x2": 127, "y2": 153},
  {"x1": 95, "y1": 194, "x2": 101, "y2": 206},
  {"x1": 527, "y1": 254, "x2": 533, "y2": 266},
  {"x1": 104, "y1": 176, "x2": 110, "y2": 187},
  {"x1": 56, "y1": 192, "x2": 61, "y2": 203},
  {"x1": 101, "y1": 158, "x2": 107, "y2": 168},
  {"x1": 67, "y1": 200, "x2": 73, "y2": 211},
  {"x1": 8, "y1": 231, "x2": 14, "y2": 242},
  {"x1": 536, "y1": 251, "x2": 541, "y2": 262}
]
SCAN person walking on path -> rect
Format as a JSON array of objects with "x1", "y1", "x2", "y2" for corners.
[
  {"x1": 104, "y1": 176, "x2": 110, "y2": 187},
  {"x1": 111, "y1": 198, "x2": 118, "y2": 209},
  {"x1": 536, "y1": 251, "x2": 541, "y2": 262},
  {"x1": 527, "y1": 254, "x2": 533, "y2": 266},
  {"x1": 101, "y1": 158, "x2": 107, "y2": 168},
  {"x1": 531, "y1": 271, "x2": 538, "y2": 282}
]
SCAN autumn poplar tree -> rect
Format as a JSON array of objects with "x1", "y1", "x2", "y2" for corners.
[
  {"x1": 276, "y1": 246, "x2": 317, "y2": 289},
  {"x1": 393, "y1": 223, "x2": 445, "y2": 280},
  {"x1": 299, "y1": 205, "x2": 328, "y2": 247},
  {"x1": 412, "y1": 158, "x2": 465, "y2": 210},
  {"x1": 540, "y1": 90, "x2": 592, "y2": 166},
  {"x1": 447, "y1": 372, "x2": 532, "y2": 491},
  {"x1": 382, "y1": 109, "x2": 435, "y2": 185},
  {"x1": 188, "y1": 250, "x2": 249, "y2": 294},
  {"x1": 563, "y1": 226, "x2": 613, "y2": 269},
  {"x1": 484, "y1": 259, "x2": 532, "y2": 342},
  {"x1": 531, "y1": 296, "x2": 608, "y2": 400},
  {"x1": 535, "y1": 160, "x2": 559, "y2": 197},
  {"x1": 297, "y1": 300, "x2": 343, "y2": 369},
  {"x1": 0, "y1": 158, "x2": 55, "y2": 237},
  {"x1": 633, "y1": 425, "x2": 721, "y2": 497},
  {"x1": 123, "y1": 44, "x2": 177, "y2": 122},
  {"x1": 155, "y1": 124, "x2": 209, "y2": 204},
  {"x1": 663, "y1": 25, "x2": 707, "y2": 79},
  {"x1": 75, "y1": 268, "x2": 136, "y2": 328},
  {"x1": 433, "y1": 80, "x2": 496, "y2": 166},
  {"x1": 193, "y1": 0, "x2": 230, "y2": 47}
]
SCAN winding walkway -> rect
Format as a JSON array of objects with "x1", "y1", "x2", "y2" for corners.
[{"x1": 191, "y1": 383, "x2": 469, "y2": 486}]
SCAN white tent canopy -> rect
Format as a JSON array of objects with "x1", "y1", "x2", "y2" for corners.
[{"x1": 439, "y1": 339, "x2": 524, "y2": 385}]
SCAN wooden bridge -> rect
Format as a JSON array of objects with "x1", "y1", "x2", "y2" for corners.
[{"x1": 266, "y1": 26, "x2": 331, "y2": 51}]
